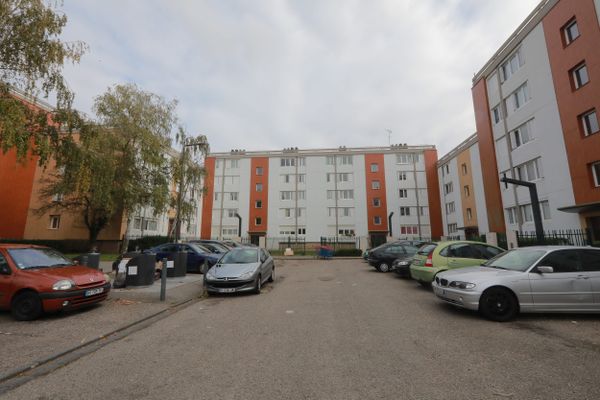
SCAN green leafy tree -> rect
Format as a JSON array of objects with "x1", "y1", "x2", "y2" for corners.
[
  {"x1": 0, "y1": 0, "x2": 86, "y2": 163},
  {"x1": 40, "y1": 84, "x2": 178, "y2": 249}
]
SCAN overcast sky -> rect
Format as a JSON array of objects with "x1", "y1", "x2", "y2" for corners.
[{"x1": 60, "y1": 0, "x2": 541, "y2": 156}]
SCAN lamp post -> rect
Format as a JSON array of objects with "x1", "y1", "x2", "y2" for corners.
[{"x1": 174, "y1": 136, "x2": 207, "y2": 242}]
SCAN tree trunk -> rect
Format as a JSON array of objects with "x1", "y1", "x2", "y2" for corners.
[
  {"x1": 88, "y1": 226, "x2": 101, "y2": 252},
  {"x1": 120, "y1": 216, "x2": 132, "y2": 254}
]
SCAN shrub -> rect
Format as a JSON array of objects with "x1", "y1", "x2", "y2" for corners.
[
  {"x1": 127, "y1": 236, "x2": 170, "y2": 251},
  {"x1": 333, "y1": 248, "x2": 362, "y2": 257}
]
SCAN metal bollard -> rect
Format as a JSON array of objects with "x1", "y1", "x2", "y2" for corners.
[{"x1": 160, "y1": 257, "x2": 167, "y2": 301}]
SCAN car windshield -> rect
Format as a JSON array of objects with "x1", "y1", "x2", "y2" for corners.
[
  {"x1": 219, "y1": 248, "x2": 258, "y2": 264},
  {"x1": 483, "y1": 249, "x2": 547, "y2": 272},
  {"x1": 417, "y1": 244, "x2": 437, "y2": 256},
  {"x1": 7, "y1": 247, "x2": 74, "y2": 270}
]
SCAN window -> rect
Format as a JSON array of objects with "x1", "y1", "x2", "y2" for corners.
[
  {"x1": 283, "y1": 174, "x2": 291, "y2": 183},
  {"x1": 256, "y1": 183, "x2": 263, "y2": 192},
  {"x1": 230, "y1": 192, "x2": 239, "y2": 201},
  {"x1": 444, "y1": 182, "x2": 453, "y2": 194},
  {"x1": 466, "y1": 208, "x2": 473, "y2": 221},
  {"x1": 419, "y1": 206, "x2": 427, "y2": 216},
  {"x1": 297, "y1": 191, "x2": 306, "y2": 200},
  {"x1": 341, "y1": 207, "x2": 352, "y2": 217},
  {"x1": 520, "y1": 204, "x2": 533, "y2": 222},
  {"x1": 538, "y1": 250, "x2": 580, "y2": 273},
  {"x1": 447, "y1": 223, "x2": 458, "y2": 234},
  {"x1": 338, "y1": 229, "x2": 355, "y2": 237},
  {"x1": 571, "y1": 63, "x2": 589, "y2": 89},
  {"x1": 370, "y1": 163, "x2": 379, "y2": 172},
  {"x1": 255, "y1": 217, "x2": 262, "y2": 225},
  {"x1": 49, "y1": 215, "x2": 60, "y2": 230},
  {"x1": 338, "y1": 173, "x2": 350, "y2": 182},
  {"x1": 52, "y1": 193, "x2": 63, "y2": 202},
  {"x1": 511, "y1": 119, "x2": 534, "y2": 149},
  {"x1": 396, "y1": 154, "x2": 412, "y2": 164},
  {"x1": 400, "y1": 207, "x2": 410, "y2": 216},
  {"x1": 400, "y1": 226, "x2": 418, "y2": 235},
  {"x1": 492, "y1": 106, "x2": 503, "y2": 124},
  {"x1": 340, "y1": 155, "x2": 353, "y2": 165},
  {"x1": 255, "y1": 200, "x2": 262, "y2": 208},
  {"x1": 464, "y1": 185, "x2": 470, "y2": 197},
  {"x1": 227, "y1": 209, "x2": 238, "y2": 218},
  {"x1": 398, "y1": 171, "x2": 407, "y2": 181},
  {"x1": 514, "y1": 158, "x2": 542, "y2": 182},
  {"x1": 500, "y1": 49, "x2": 524, "y2": 82},
  {"x1": 133, "y1": 217, "x2": 142, "y2": 229},
  {"x1": 445, "y1": 202, "x2": 455, "y2": 214},
  {"x1": 229, "y1": 159, "x2": 239, "y2": 168},
  {"x1": 506, "y1": 207, "x2": 518, "y2": 224},
  {"x1": 506, "y1": 83, "x2": 529, "y2": 112},
  {"x1": 280, "y1": 158, "x2": 296, "y2": 167},
  {"x1": 592, "y1": 162, "x2": 600, "y2": 187},
  {"x1": 298, "y1": 174, "x2": 306, "y2": 183},
  {"x1": 281, "y1": 191, "x2": 293, "y2": 200},
  {"x1": 373, "y1": 198, "x2": 381, "y2": 207},
  {"x1": 256, "y1": 166, "x2": 263, "y2": 176},
  {"x1": 283, "y1": 208, "x2": 292, "y2": 218},
  {"x1": 445, "y1": 164, "x2": 449, "y2": 174},
  {"x1": 399, "y1": 189, "x2": 408, "y2": 198},
  {"x1": 581, "y1": 250, "x2": 600, "y2": 272},
  {"x1": 146, "y1": 219, "x2": 158, "y2": 231},
  {"x1": 339, "y1": 190, "x2": 354, "y2": 200},
  {"x1": 541, "y1": 200, "x2": 551, "y2": 220},
  {"x1": 326, "y1": 156, "x2": 335, "y2": 165},
  {"x1": 461, "y1": 163, "x2": 467, "y2": 175},
  {"x1": 580, "y1": 110, "x2": 599, "y2": 136},
  {"x1": 474, "y1": 245, "x2": 503, "y2": 260},
  {"x1": 298, "y1": 228, "x2": 306, "y2": 235},
  {"x1": 214, "y1": 192, "x2": 220, "y2": 201},
  {"x1": 563, "y1": 19, "x2": 580, "y2": 45},
  {"x1": 297, "y1": 208, "x2": 304, "y2": 217},
  {"x1": 374, "y1": 216, "x2": 382, "y2": 225},
  {"x1": 298, "y1": 157, "x2": 306, "y2": 167},
  {"x1": 372, "y1": 180, "x2": 381, "y2": 190}
]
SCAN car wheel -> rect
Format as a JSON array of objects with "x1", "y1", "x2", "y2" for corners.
[
  {"x1": 11, "y1": 291, "x2": 43, "y2": 321},
  {"x1": 418, "y1": 280, "x2": 432, "y2": 289},
  {"x1": 377, "y1": 263, "x2": 390, "y2": 273},
  {"x1": 268, "y1": 267, "x2": 274, "y2": 283},
  {"x1": 479, "y1": 287, "x2": 518, "y2": 322},
  {"x1": 254, "y1": 275, "x2": 262, "y2": 294}
]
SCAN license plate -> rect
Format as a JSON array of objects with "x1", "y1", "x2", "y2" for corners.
[
  {"x1": 219, "y1": 288, "x2": 236, "y2": 293},
  {"x1": 85, "y1": 287, "x2": 104, "y2": 297}
]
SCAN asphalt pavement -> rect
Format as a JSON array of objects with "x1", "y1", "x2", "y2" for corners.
[{"x1": 2, "y1": 259, "x2": 600, "y2": 400}]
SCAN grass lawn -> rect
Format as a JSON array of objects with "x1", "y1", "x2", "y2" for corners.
[{"x1": 66, "y1": 253, "x2": 120, "y2": 262}]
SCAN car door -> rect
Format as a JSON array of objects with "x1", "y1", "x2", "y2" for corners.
[
  {"x1": 580, "y1": 249, "x2": 600, "y2": 306},
  {"x1": 444, "y1": 243, "x2": 482, "y2": 270},
  {"x1": 179, "y1": 245, "x2": 199, "y2": 271},
  {"x1": 528, "y1": 250, "x2": 594, "y2": 311},
  {"x1": 0, "y1": 252, "x2": 14, "y2": 309},
  {"x1": 259, "y1": 249, "x2": 268, "y2": 278}
]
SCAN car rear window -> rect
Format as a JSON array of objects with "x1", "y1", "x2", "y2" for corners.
[{"x1": 417, "y1": 244, "x2": 437, "y2": 255}]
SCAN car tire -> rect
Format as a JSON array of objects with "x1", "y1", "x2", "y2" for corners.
[
  {"x1": 418, "y1": 280, "x2": 432, "y2": 289},
  {"x1": 479, "y1": 287, "x2": 518, "y2": 322},
  {"x1": 377, "y1": 263, "x2": 390, "y2": 273},
  {"x1": 254, "y1": 275, "x2": 262, "y2": 294},
  {"x1": 268, "y1": 268, "x2": 274, "y2": 283},
  {"x1": 11, "y1": 291, "x2": 43, "y2": 321}
]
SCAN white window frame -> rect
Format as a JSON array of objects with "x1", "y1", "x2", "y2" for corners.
[
  {"x1": 399, "y1": 189, "x2": 408, "y2": 198},
  {"x1": 398, "y1": 171, "x2": 407, "y2": 181},
  {"x1": 511, "y1": 119, "x2": 534, "y2": 149},
  {"x1": 572, "y1": 63, "x2": 589, "y2": 89},
  {"x1": 400, "y1": 207, "x2": 410, "y2": 216},
  {"x1": 500, "y1": 48, "x2": 524, "y2": 82},
  {"x1": 563, "y1": 19, "x2": 580, "y2": 45},
  {"x1": 370, "y1": 163, "x2": 379, "y2": 172},
  {"x1": 49, "y1": 215, "x2": 60, "y2": 230},
  {"x1": 256, "y1": 166, "x2": 263, "y2": 176},
  {"x1": 255, "y1": 200, "x2": 262, "y2": 208},
  {"x1": 592, "y1": 162, "x2": 600, "y2": 187},
  {"x1": 230, "y1": 192, "x2": 239, "y2": 201},
  {"x1": 373, "y1": 198, "x2": 381, "y2": 207},
  {"x1": 492, "y1": 105, "x2": 503, "y2": 124},
  {"x1": 581, "y1": 110, "x2": 599, "y2": 136},
  {"x1": 256, "y1": 183, "x2": 263, "y2": 192},
  {"x1": 372, "y1": 180, "x2": 381, "y2": 190},
  {"x1": 374, "y1": 216, "x2": 382, "y2": 225}
]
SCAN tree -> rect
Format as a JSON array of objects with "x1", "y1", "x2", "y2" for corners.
[
  {"x1": 0, "y1": 0, "x2": 86, "y2": 163},
  {"x1": 40, "y1": 84, "x2": 178, "y2": 249},
  {"x1": 170, "y1": 128, "x2": 209, "y2": 240}
]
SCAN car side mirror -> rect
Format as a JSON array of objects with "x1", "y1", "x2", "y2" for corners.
[
  {"x1": 537, "y1": 266, "x2": 554, "y2": 274},
  {"x1": 0, "y1": 264, "x2": 11, "y2": 275}
]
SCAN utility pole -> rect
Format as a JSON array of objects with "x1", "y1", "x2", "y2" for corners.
[{"x1": 500, "y1": 174, "x2": 544, "y2": 243}]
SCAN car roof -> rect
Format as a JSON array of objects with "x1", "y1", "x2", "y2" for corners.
[
  {"x1": 509, "y1": 246, "x2": 598, "y2": 251},
  {"x1": 437, "y1": 240, "x2": 503, "y2": 247}
]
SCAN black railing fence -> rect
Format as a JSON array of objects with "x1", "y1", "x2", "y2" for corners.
[{"x1": 516, "y1": 229, "x2": 592, "y2": 247}]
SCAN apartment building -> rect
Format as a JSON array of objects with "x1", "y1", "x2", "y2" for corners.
[
  {"x1": 471, "y1": 0, "x2": 600, "y2": 241},
  {"x1": 200, "y1": 145, "x2": 443, "y2": 246},
  {"x1": 438, "y1": 134, "x2": 489, "y2": 240}
]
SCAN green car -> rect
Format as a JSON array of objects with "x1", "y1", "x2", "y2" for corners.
[{"x1": 410, "y1": 241, "x2": 505, "y2": 286}]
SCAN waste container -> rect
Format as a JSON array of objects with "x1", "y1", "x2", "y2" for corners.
[
  {"x1": 121, "y1": 253, "x2": 155, "y2": 287},
  {"x1": 167, "y1": 251, "x2": 187, "y2": 278},
  {"x1": 73, "y1": 252, "x2": 101, "y2": 270}
]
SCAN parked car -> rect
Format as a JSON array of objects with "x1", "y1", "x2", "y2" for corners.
[
  {"x1": 147, "y1": 243, "x2": 221, "y2": 273},
  {"x1": 392, "y1": 258, "x2": 413, "y2": 278},
  {"x1": 189, "y1": 240, "x2": 230, "y2": 254},
  {"x1": 363, "y1": 240, "x2": 429, "y2": 262},
  {"x1": 204, "y1": 247, "x2": 274, "y2": 295},
  {"x1": 222, "y1": 240, "x2": 244, "y2": 248},
  {"x1": 433, "y1": 246, "x2": 600, "y2": 321},
  {"x1": 368, "y1": 243, "x2": 424, "y2": 272},
  {"x1": 410, "y1": 241, "x2": 505, "y2": 286},
  {"x1": 0, "y1": 244, "x2": 110, "y2": 321}
]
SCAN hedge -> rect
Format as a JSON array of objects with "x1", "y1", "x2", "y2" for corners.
[{"x1": 127, "y1": 236, "x2": 170, "y2": 251}]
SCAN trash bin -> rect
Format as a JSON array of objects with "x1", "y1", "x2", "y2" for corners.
[
  {"x1": 123, "y1": 253, "x2": 155, "y2": 287},
  {"x1": 73, "y1": 252, "x2": 101, "y2": 270},
  {"x1": 167, "y1": 251, "x2": 187, "y2": 278}
]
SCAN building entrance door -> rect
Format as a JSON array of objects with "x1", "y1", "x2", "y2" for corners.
[{"x1": 588, "y1": 217, "x2": 600, "y2": 243}]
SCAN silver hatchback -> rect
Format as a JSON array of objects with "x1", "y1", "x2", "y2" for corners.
[{"x1": 432, "y1": 246, "x2": 600, "y2": 321}]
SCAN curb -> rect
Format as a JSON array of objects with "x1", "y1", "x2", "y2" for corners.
[{"x1": 0, "y1": 295, "x2": 200, "y2": 385}]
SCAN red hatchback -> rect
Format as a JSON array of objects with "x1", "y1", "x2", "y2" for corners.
[{"x1": 0, "y1": 244, "x2": 110, "y2": 320}]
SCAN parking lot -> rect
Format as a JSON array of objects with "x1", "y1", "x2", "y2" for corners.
[{"x1": 3, "y1": 258, "x2": 600, "y2": 399}]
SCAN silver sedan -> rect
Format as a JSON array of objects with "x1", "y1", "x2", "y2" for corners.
[
  {"x1": 204, "y1": 247, "x2": 275, "y2": 295},
  {"x1": 432, "y1": 246, "x2": 600, "y2": 321}
]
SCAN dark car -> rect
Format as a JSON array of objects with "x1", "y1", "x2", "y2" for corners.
[
  {"x1": 147, "y1": 243, "x2": 221, "y2": 273},
  {"x1": 363, "y1": 240, "x2": 429, "y2": 261},
  {"x1": 189, "y1": 240, "x2": 230, "y2": 254},
  {"x1": 367, "y1": 242, "x2": 423, "y2": 272},
  {"x1": 0, "y1": 244, "x2": 110, "y2": 320}
]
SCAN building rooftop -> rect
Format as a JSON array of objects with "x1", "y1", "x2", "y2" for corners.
[
  {"x1": 209, "y1": 144, "x2": 436, "y2": 158},
  {"x1": 437, "y1": 133, "x2": 478, "y2": 166}
]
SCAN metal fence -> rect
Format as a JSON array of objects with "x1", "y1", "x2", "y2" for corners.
[
  {"x1": 516, "y1": 229, "x2": 592, "y2": 247},
  {"x1": 319, "y1": 236, "x2": 359, "y2": 251}
]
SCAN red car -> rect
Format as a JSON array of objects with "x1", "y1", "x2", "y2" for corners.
[{"x1": 0, "y1": 244, "x2": 110, "y2": 320}]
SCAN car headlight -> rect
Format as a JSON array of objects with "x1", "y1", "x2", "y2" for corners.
[
  {"x1": 449, "y1": 281, "x2": 476, "y2": 290},
  {"x1": 52, "y1": 279, "x2": 75, "y2": 291},
  {"x1": 205, "y1": 269, "x2": 217, "y2": 281},
  {"x1": 238, "y1": 271, "x2": 254, "y2": 280}
]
